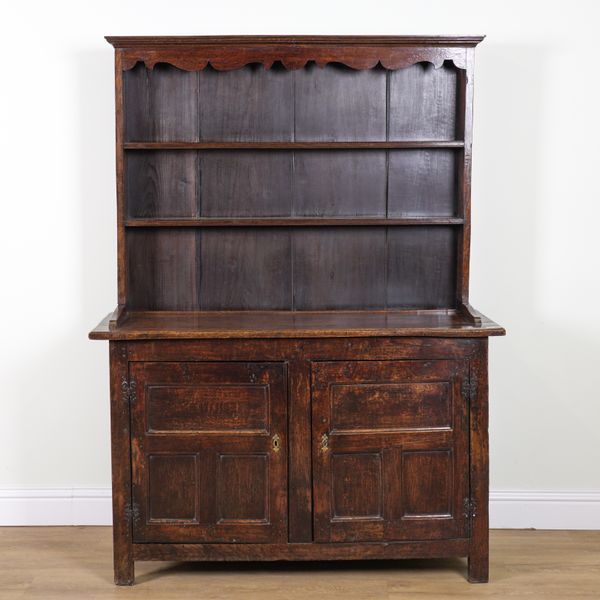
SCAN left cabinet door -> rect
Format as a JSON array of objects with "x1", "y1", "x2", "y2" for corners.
[{"x1": 129, "y1": 361, "x2": 287, "y2": 543}]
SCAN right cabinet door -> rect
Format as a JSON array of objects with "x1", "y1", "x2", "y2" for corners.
[{"x1": 312, "y1": 360, "x2": 469, "y2": 542}]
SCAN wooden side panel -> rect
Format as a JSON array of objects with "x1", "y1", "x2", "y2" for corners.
[
  {"x1": 312, "y1": 359, "x2": 468, "y2": 543},
  {"x1": 295, "y1": 64, "x2": 386, "y2": 141},
  {"x1": 198, "y1": 65, "x2": 293, "y2": 141},
  {"x1": 123, "y1": 63, "x2": 199, "y2": 142},
  {"x1": 130, "y1": 362, "x2": 287, "y2": 543},
  {"x1": 293, "y1": 151, "x2": 386, "y2": 217},
  {"x1": 293, "y1": 228, "x2": 386, "y2": 309},
  {"x1": 387, "y1": 226, "x2": 458, "y2": 308},
  {"x1": 387, "y1": 150, "x2": 458, "y2": 217},
  {"x1": 388, "y1": 63, "x2": 458, "y2": 140}
]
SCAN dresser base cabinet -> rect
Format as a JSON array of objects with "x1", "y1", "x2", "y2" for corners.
[{"x1": 108, "y1": 337, "x2": 489, "y2": 585}]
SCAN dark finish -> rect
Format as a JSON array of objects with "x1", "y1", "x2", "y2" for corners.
[
  {"x1": 130, "y1": 361, "x2": 287, "y2": 543},
  {"x1": 312, "y1": 360, "x2": 468, "y2": 542},
  {"x1": 92, "y1": 35, "x2": 502, "y2": 586}
]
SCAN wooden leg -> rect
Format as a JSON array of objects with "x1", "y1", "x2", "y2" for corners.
[
  {"x1": 114, "y1": 549, "x2": 134, "y2": 586},
  {"x1": 468, "y1": 340, "x2": 489, "y2": 583},
  {"x1": 110, "y1": 341, "x2": 135, "y2": 586}
]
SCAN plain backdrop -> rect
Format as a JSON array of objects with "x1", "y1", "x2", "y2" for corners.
[{"x1": 1, "y1": 1, "x2": 599, "y2": 500}]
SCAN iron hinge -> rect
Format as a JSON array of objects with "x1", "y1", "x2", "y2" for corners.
[
  {"x1": 461, "y1": 375, "x2": 477, "y2": 403},
  {"x1": 124, "y1": 502, "x2": 140, "y2": 526},
  {"x1": 463, "y1": 497, "x2": 477, "y2": 532},
  {"x1": 121, "y1": 377, "x2": 136, "y2": 405}
]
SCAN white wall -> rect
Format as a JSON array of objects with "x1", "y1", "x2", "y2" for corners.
[{"x1": 1, "y1": 0, "x2": 599, "y2": 526}]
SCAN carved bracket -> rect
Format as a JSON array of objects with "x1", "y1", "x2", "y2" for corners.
[{"x1": 120, "y1": 46, "x2": 468, "y2": 72}]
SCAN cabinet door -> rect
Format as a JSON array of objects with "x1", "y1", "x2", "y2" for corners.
[
  {"x1": 130, "y1": 362, "x2": 287, "y2": 543},
  {"x1": 312, "y1": 360, "x2": 469, "y2": 542}
]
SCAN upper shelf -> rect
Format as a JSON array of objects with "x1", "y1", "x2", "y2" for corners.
[
  {"x1": 106, "y1": 35, "x2": 484, "y2": 72},
  {"x1": 124, "y1": 141, "x2": 465, "y2": 151}
]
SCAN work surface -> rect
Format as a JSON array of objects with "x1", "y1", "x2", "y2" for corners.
[{"x1": 1, "y1": 528, "x2": 598, "y2": 599}]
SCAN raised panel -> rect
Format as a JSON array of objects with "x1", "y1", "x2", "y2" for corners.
[
  {"x1": 402, "y1": 449, "x2": 453, "y2": 517},
  {"x1": 199, "y1": 228, "x2": 292, "y2": 309},
  {"x1": 123, "y1": 63, "x2": 199, "y2": 142},
  {"x1": 130, "y1": 361, "x2": 287, "y2": 543},
  {"x1": 148, "y1": 455, "x2": 197, "y2": 521},
  {"x1": 217, "y1": 454, "x2": 269, "y2": 522},
  {"x1": 147, "y1": 385, "x2": 269, "y2": 433},
  {"x1": 330, "y1": 382, "x2": 452, "y2": 432},
  {"x1": 388, "y1": 63, "x2": 458, "y2": 141},
  {"x1": 387, "y1": 150, "x2": 457, "y2": 217},
  {"x1": 295, "y1": 64, "x2": 386, "y2": 141},
  {"x1": 293, "y1": 151, "x2": 386, "y2": 217},
  {"x1": 332, "y1": 453, "x2": 382, "y2": 520},
  {"x1": 198, "y1": 65, "x2": 293, "y2": 141},
  {"x1": 293, "y1": 228, "x2": 386, "y2": 309}
]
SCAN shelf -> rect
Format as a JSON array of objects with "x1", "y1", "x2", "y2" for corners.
[
  {"x1": 89, "y1": 308, "x2": 505, "y2": 340},
  {"x1": 123, "y1": 141, "x2": 465, "y2": 151},
  {"x1": 124, "y1": 217, "x2": 465, "y2": 228}
]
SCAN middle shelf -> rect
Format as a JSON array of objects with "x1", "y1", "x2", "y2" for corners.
[{"x1": 124, "y1": 217, "x2": 465, "y2": 228}]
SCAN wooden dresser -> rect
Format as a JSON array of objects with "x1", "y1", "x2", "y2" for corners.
[{"x1": 90, "y1": 35, "x2": 504, "y2": 585}]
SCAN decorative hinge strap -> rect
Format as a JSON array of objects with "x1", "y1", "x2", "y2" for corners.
[
  {"x1": 463, "y1": 497, "x2": 477, "y2": 531},
  {"x1": 124, "y1": 502, "x2": 141, "y2": 526},
  {"x1": 461, "y1": 375, "x2": 477, "y2": 402},
  {"x1": 121, "y1": 378, "x2": 136, "y2": 405}
]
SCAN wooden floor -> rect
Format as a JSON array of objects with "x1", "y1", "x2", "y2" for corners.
[{"x1": 1, "y1": 528, "x2": 599, "y2": 599}]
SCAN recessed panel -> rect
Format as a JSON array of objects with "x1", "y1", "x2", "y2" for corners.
[
  {"x1": 126, "y1": 151, "x2": 198, "y2": 218},
  {"x1": 295, "y1": 64, "x2": 386, "y2": 141},
  {"x1": 124, "y1": 63, "x2": 199, "y2": 142},
  {"x1": 199, "y1": 228, "x2": 292, "y2": 309},
  {"x1": 293, "y1": 228, "x2": 386, "y2": 309},
  {"x1": 387, "y1": 150, "x2": 457, "y2": 217},
  {"x1": 198, "y1": 65, "x2": 293, "y2": 141},
  {"x1": 332, "y1": 453, "x2": 382, "y2": 519},
  {"x1": 147, "y1": 385, "x2": 269, "y2": 433},
  {"x1": 148, "y1": 454, "x2": 197, "y2": 521},
  {"x1": 386, "y1": 226, "x2": 458, "y2": 308},
  {"x1": 200, "y1": 151, "x2": 292, "y2": 217},
  {"x1": 330, "y1": 382, "x2": 452, "y2": 431},
  {"x1": 293, "y1": 151, "x2": 386, "y2": 217},
  {"x1": 389, "y1": 63, "x2": 458, "y2": 141},
  {"x1": 402, "y1": 450, "x2": 452, "y2": 517},
  {"x1": 217, "y1": 454, "x2": 268, "y2": 522}
]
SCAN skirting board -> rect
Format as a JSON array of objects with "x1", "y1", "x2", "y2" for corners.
[{"x1": 0, "y1": 489, "x2": 599, "y2": 529}]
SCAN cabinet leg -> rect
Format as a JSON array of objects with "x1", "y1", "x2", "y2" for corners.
[
  {"x1": 467, "y1": 549, "x2": 488, "y2": 583},
  {"x1": 114, "y1": 552, "x2": 134, "y2": 586}
]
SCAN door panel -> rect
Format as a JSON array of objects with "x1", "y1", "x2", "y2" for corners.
[
  {"x1": 130, "y1": 362, "x2": 287, "y2": 543},
  {"x1": 312, "y1": 360, "x2": 468, "y2": 542}
]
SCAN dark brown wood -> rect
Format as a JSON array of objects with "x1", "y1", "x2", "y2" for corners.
[
  {"x1": 124, "y1": 218, "x2": 465, "y2": 227},
  {"x1": 108, "y1": 342, "x2": 133, "y2": 585},
  {"x1": 468, "y1": 339, "x2": 490, "y2": 582},
  {"x1": 91, "y1": 310, "x2": 503, "y2": 340},
  {"x1": 123, "y1": 141, "x2": 465, "y2": 149},
  {"x1": 92, "y1": 35, "x2": 502, "y2": 586},
  {"x1": 132, "y1": 538, "x2": 470, "y2": 561}
]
